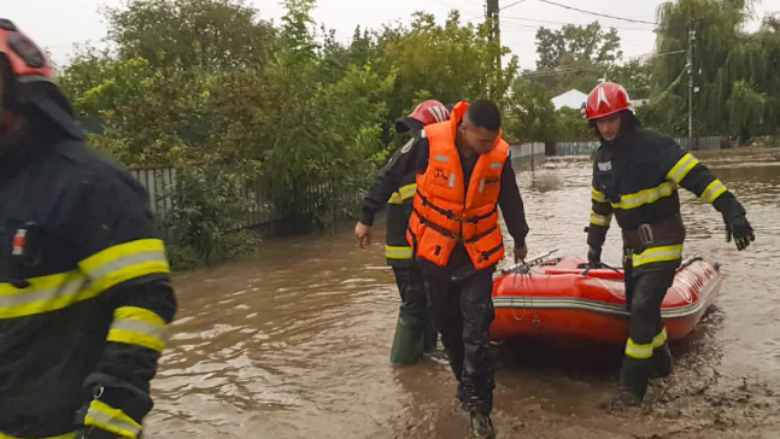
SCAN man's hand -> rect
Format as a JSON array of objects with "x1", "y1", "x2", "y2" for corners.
[
  {"x1": 355, "y1": 222, "x2": 372, "y2": 249},
  {"x1": 726, "y1": 214, "x2": 755, "y2": 251},
  {"x1": 514, "y1": 245, "x2": 528, "y2": 262},
  {"x1": 587, "y1": 246, "x2": 602, "y2": 267}
]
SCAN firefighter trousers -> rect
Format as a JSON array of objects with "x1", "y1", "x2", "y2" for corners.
[
  {"x1": 393, "y1": 266, "x2": 430, "y2": 328},
  {"x1": 425, "y1": 270, "x2": 495, "y2": 414},
  {"x1": 620, "y1": 254, "x2": 676, "y2": 398}
]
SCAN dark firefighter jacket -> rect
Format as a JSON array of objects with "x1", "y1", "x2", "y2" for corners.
[
  {"x1": 361, "y1": 136, "x2": 529, "y2": 280},
  {"x1": 587, "y1": 128, "x2": 745, "y2": 272},
  {"x1": 384, "y1": 138, "x2": 418, "y2": 268},
  {"x1": 0, "y1": 125, "x2": 177, "y2": 438}
]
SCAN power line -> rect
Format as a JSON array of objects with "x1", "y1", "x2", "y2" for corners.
[
  {"x1": 501, "y1": 16, "x2": 655, "y2": 31},
  {"x1": 501, "y1": 0, "x2": 530, "y2": 11},
  {"x1": 536, "y1": 0, "x2": 658, "y2": 26},
  {"x1": 518, "y1": 50, "x2": 685, "y2": 78}
]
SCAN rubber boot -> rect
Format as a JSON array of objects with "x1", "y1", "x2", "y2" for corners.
[
  {"x1": 390, "y1": 317, "x2": 425, "y2": 365},
  {"x1": 469, "y1": 412, "x2": 496, "y2": 439},
  {"x1": 650, "y1": 344, "x2": 673, "y2": 379},
  {"x1": 611, "y1": 356, "x2": 651, "y2": 408}
]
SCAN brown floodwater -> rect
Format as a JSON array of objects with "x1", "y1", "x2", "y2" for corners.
[{"x1": 145, "y1": 147, "x2": 780, "y2": 439}]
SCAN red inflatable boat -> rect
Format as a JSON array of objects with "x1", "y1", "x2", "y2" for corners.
[{"x1": 490, "y1": 251, "x2": 723, "y2": 344}]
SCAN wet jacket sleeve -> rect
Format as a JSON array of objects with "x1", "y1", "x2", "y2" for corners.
[
  {"x1": 659, "y1": 140, "x2": 746, "y2": 221},
  {"x1": 71, "y1": 169, "x2": 177, "y2": 438},
  {"x1": 360, "y1": 136, "x2": 429, "y2": 226},
  {"x1": 498, "y1": 158, "x2": 529, "y2": 248},
  {"x1": 587, "y1": 157, "x2": 613, "y2": 248}
]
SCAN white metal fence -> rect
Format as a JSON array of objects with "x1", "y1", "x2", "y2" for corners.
[{"x1": 554, "y1": 136, "x2": 725, "y2": 156}]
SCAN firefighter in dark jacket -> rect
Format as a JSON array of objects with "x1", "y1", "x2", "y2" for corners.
[
  {"x1": 0, "y1": 20, "x2": 177, "y2": 438},
  {"x1": 583, "y1": 82, "x2": 754, "y2": 407},
  {"x1": 385, "y1": 100, "x2": 450, "y2": 364},
  {"x1": 355, "y1": 100, "x2": 529, "y2": 439}
]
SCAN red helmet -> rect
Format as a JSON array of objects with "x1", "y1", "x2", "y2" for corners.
[
  {"x1": 584, "y1": 82, "x2": 633, "y2": 120},
  {"x1": 395, "y1": 99, "x2": 451, "y2": 133},
  {"x1": 0, "y1": 19, "x2": 82, "y2": 138},
  {"x1": 0, "y1": 19, "x2": 54, "y2": 84}
]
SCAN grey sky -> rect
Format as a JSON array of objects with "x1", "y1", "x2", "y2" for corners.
[{"x1": 6, "y1": 0, "x2": 779, "y2": 71}]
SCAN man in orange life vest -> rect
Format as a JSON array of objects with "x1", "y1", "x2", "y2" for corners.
[{"x1": 355, "y1": 100, "x2": 529, "y2": 439}]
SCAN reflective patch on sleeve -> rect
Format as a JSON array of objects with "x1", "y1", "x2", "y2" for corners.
[
  {"x1": 79, "y1": 239, "x2": 171, "y2": 294},
  {"x1": 84, "y1": 400, "x2": 142, "y2": 439},
  {"x1": 666, "y1": 153, "x2": 700, "y2": 184},
  {"x1": 589, "y1": 211, "x2": 612, "y2": 227},
  {"x1": 701, "y1": 179, "x2": 727, "y2": 204},
  {"x1": 107, "y1": 306, "x2": 168, "y2": 352}
]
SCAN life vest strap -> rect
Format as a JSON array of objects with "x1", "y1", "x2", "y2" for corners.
[{"x1": 417, "y1": 192, "x2": 497, "y2": 223}]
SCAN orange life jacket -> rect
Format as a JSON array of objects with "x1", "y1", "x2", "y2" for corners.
[{"x1": 406, "y1": 102, "x2": 510, "y2": 271}]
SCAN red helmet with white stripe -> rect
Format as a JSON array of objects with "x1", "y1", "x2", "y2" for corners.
[
  {"x1": 585, "y1": 82, "x2": 633, "y2": 120},
  {"x1": 0, "y1": 18, "x2": 82, "y2": 139},
  {"x1": 395, "y1": 100, "x2": 451, "y2": 133}
]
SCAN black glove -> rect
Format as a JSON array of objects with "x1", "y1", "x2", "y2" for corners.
[
  {"x1": 726, "y1": 214, "x2": 755, "y2": 251},
  {"x1": 587, "y1": 246, "x2": 602, "y2": 267}
]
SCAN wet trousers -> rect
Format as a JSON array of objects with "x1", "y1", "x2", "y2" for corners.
[
  {"x1": 425, "y1": 270, "x2": 495, "y2": 414},
  {"x1": 620, "y1": 256, "x2": 676, "y2": 397},
  {"x1": 393, "y1": 266, "x2": 430, "y2": 328}
]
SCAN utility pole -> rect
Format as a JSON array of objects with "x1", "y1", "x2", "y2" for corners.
[
  {"x1": 486, "y1": 0, "x2": 501, "y2": 71},
  {"x1": 486, "y1": 0, "x2": 500, "y2": 99},
  {"x1": 687, "y1": 19, "x2": 696, "y2": 140}
]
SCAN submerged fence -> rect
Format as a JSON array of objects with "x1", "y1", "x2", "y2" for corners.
[
  {"x1": 128, "y1": 167, "x2": 362, "y2": 236},
  {"x1": 554, "y1": 136, "x2": 725, "y2": 156}
]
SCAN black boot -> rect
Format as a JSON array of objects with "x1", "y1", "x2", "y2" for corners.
[
  {"x1": 650, "y1": 344, "x2": 673, "y2": 379},
  {"x1": 611, "y1": 356, "x2": 651, "y2": 408},
  {"x1": 469, "y1": 411, "x2": 496, "y2": 439}
]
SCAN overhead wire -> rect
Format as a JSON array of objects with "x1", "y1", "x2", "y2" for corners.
[
  {"x1": 517, "y1": 50, "x2": 685, "y2": 78},
  {"x1": 501, "y1": 16, "x2": 656, "y2": 31},
  {"x1": 501, "y1": 0, "x2": 531, "y2": 11},
  {"x1": 535, "y1": 0, "x2": 659, "y2": 26}
]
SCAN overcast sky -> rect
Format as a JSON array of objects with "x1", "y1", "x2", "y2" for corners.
[{"x1": 5, "y1": 0, "x2": 779, "y2": 71}]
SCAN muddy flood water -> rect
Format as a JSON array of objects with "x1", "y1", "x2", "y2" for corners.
[{"x1": 145, "y1": 148, "x2": 780, "y2": 439}]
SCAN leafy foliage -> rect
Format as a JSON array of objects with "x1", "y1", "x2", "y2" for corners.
[
  {"x1": 642, "y1": 0, "x2": 780, "y2": 139},
  {"x1": 162, "y1": 165, "x2": 260, "y2": 270}
]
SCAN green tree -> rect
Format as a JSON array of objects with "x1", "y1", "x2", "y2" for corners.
[
  {"x1": 504, "y1": 79, "x2": 558, "y2": 144},
  {"x1": 376, "y1": 12, "x2": 519, "y2": 142},
  {"x1": 643, "y1": 0, "x2": 779, "y2": 139},
  {"x1": 105, "y1": 0, "x2": 275, "y2": 71},
  {"x1": 530, "y1": 22, "x2": 623, "y2": 95}
]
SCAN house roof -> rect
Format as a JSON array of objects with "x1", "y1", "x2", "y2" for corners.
[{"x1": 552, "y1": 89, "x2": 588, "y2": 111}]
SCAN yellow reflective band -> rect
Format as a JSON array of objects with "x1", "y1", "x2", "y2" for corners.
[
  {"x1": 701, "y1": 179, "x2": 728, "y2": 204},
  {"x1": 107, "y1": 306, "x2": 167, "y2": 352},
  {"x1": 652, "y1": 327, "x2": 668, "y2": 349},
  {"x1": 0, "y1": 431, "x2": 76, "y2": 439},
  {"x1": 625, "y1": 338, "x2": 653, "y2": 359},
  {"x1": 0, "y1": 271, "x2": 98, "y2": 320},
  {"x1": 632, "y1": 245, "x2": 684, "y2": 267},
  {"x1": 399, "y1": 183, "x2": 417, "y2": 200},
  {"x1": 85, "y1": 400, "x2": 142, "y2": 439},
  {"x1": 612, "y1": 181, "x2": 677, "y2": 210},
  {"x1": 591, "y1": 187, "x2": 607, "y2": 203},
  {"x1": 388, "y1": 192, "x2": 403, "y2": 205},
  {"x1": 666, "y1": 153, "x2": 700, "y2": 184},
  {"x1": 385, "y1": 245, "x2": 413, "y2": 260},
  {"x1": 589, "y1": 211, "x2": 612, "y2": 227},
  {"x1": 79, "y1": 239, "x2": 170, "y2": 294}
]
